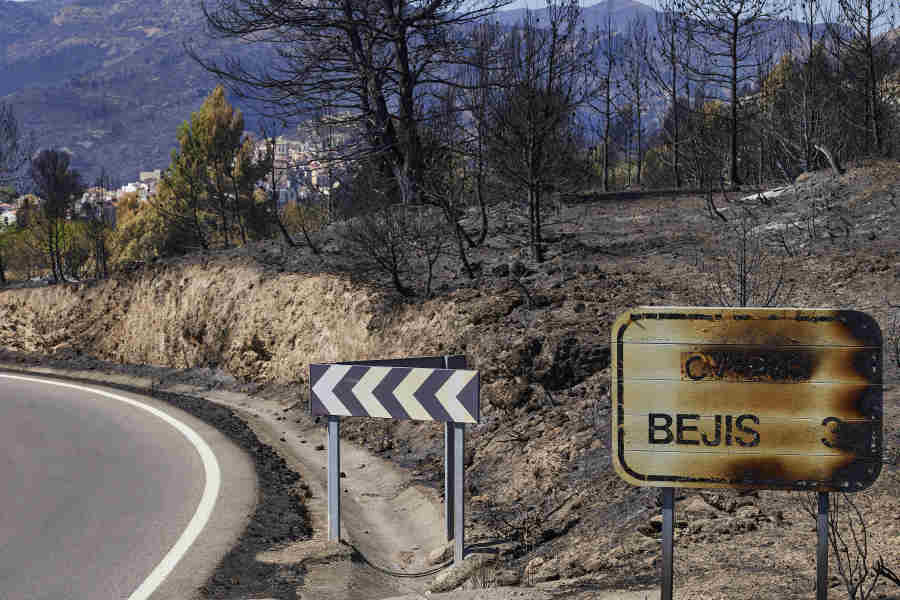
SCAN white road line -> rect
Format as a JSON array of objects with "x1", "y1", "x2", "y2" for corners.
[{"x1": 0, "y1": 374, "x2": 221, "y2": 600}]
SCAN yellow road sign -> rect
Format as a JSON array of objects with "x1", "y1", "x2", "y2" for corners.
[{"x1": 612, "y1": 307, "x2": 882, "y2": 491}]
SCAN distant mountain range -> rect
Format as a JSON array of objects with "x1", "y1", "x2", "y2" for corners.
[
  {"x1": 0, "y1": 0, "x2": 261, "y2": 186},
  {"x1": 0, "y1": 0, "x2": 854, "y2": 186},
  {"x1": 0, "y1": 0, "x2": 666, "y2": 185},
  {"x1": 495, "y1": 0, "x2": 657, "y2": 31}
]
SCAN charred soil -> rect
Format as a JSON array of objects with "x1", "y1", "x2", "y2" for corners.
[{"x1": 0, "y1": 161, "x2": 899, "y2": 600}]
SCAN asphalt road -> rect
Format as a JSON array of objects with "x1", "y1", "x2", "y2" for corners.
[{"x1": 0, "y1": 374, "x2": 257, "y2": 600}]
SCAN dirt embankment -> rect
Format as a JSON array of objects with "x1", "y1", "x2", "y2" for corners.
[
  {"x1": 1, "y1": 162, "x2": 899, "y2": 600},
  {"x1": 0, "y1": 257, "x2": 471, "y2": 381}
]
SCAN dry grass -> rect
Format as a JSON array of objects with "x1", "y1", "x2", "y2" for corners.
[{"x1": 0, "y1": 254, "x2": 476, "y2": 387}]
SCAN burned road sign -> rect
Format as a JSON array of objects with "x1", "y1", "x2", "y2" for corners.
[
  {"x1": 310, "y1": 363, "x2": 480, "y2": 424},
  {"x1": 612, "y1": 307, "x2": 882, "y2": 491}
]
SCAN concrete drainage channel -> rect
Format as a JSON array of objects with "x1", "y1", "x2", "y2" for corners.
[{"x1": 213, "y1": 391, "x2": 444, "y2": 600}]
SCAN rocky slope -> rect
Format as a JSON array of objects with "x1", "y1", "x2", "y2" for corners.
[{"x1": 0, "y1": 163, "x2": 899, "y2": 599}]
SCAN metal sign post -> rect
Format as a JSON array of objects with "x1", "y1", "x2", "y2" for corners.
[
  {"x1": 817, "y1": 492, "x2": 829, "y2": 600},
  {"x1": 442, "y1": 355, "x2": 467, "y2": 543},
  {"x1": 445, "y1": 422, "x2": 455, "y2": 541},
  {"x1": 454, "y1": 421, "x2": 465, "y2": 564},
  {"x1": 310, "y1": 355, "x2": 479, "y2": 567},
  {"x1": 328, "y1": 415, "x2": 340, "y2": 541},
  {"x1": 661, "y1": 487, "x2": 674, "y2": 600}
]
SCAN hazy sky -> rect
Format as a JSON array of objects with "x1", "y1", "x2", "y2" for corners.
[
  {"x1": 504, "y1": 0, "x2": 847, "y2": 23},
  {"x1": 506, "y1": 0, "x2": 654, "y2": 9},
  {"x1": 2, "y1": 0, "x2": 869, "y2": 25}
]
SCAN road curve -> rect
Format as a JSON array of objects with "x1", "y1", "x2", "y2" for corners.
[{"x1": 0, "y1": 373, "x2": 257, "y2": 600}]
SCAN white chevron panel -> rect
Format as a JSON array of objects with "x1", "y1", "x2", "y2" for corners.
[
  {"x1": 351, "y1": 366, "x2": 393, "y2": 418},
  {"x1": 436, "y1": 370, "x2": 477, "y2": 423},
  {"x1": 393, "y1": 368, "x2": 432, "y2": 421},
  {"x1": 312, "y1": 364, "x2": 352, "y2": 416}
]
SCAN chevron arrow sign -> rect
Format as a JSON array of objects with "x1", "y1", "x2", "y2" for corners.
[{"x1": 309, "y1": 363, "x2": 480, "y2": 423}]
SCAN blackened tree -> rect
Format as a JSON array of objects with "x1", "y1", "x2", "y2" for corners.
[
  {"x1": 673, "y1": 0, "x2": 786, "y2": 186},
  {"x1": 29, "y1": 149, "x2": 84, "y2": 282},
  {"x1": 82, "y1": 169, "x2": 116, "y2": 279},
  {"x1": 192, "y1": 0, "x2": 513, "y2": 206},
  {"x1": 828, "y1": 0, "x2": 897, "y2": 156},
  {"x1": 645, "y1": 1, "x2": 694, "y2": 188},
  {"x1": 784, "y1": 0, "x2": 841, "y2": 173},
  {"x1": 257, "y1": 122, "x2": 298, "y2": 249},
  {"x1": 458, "y1": 21, "x2": 505, "y2": 247},
  {"x1": 588, "y1": 11, "x2": 620, "y2": 192},
  {"x1": 486, "y1": 0, "x2": 592, "y2": 262},
  {"x1": 419, "y1": 87, "x2": 478, "y2": 279},
  {"x1": 620, "y1": 16, "x2": 651, "y2": 186}
]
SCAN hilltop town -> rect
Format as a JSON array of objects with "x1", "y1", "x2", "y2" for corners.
[{"x1": 0, "y1": 118, "x2": 354, "y2": 231}]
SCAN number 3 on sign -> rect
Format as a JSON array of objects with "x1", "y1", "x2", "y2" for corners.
[{"x1": 821, "y1": 417, "x2": 844, "y2": 449}]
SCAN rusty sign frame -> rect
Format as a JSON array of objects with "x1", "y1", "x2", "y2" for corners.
[{"x1": 612, "y1": 307, "x2": 883, "y2": 491}]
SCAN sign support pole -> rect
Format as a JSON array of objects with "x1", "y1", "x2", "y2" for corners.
[
  {"x1": 453, "y1": 422, "x2": 465, "y2": 565},
  {"x1": 817, "y1": 492, "x2": 829, "y2": 600},
  {"x1": 445, "y1": 422, "x2": 455, "y2": 541},
  {"x1": 327, "y1": 415, "x2": 341, "y2": 542},
  {"x1": 661, "y1": 487, "x2": 674, "y2": 600},
  {"x1": 311, "y1": 355, "x2": 478, "y2": 558},
  {"x1": 444, "y1": 355, "x2": 455, "y2": 542}
]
